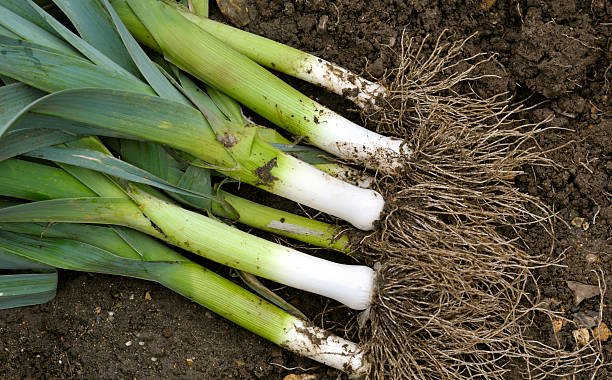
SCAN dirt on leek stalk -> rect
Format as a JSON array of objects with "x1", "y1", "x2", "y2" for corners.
[{"x1": 1, "y1": 0, "x2": 610, "y2": 379}]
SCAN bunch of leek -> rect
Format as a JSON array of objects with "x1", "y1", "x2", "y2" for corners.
[
  {"x1": 0, "y1": 135, "x2": 373, "y2": 373},
  {"x1": 114, "y1": 137, "x2": 355, "y2": 252},
  {"x1": 0, "y1": 1, "x2": 386, "y2": 376},
  {"x1": 0, "y1": 0, "x2": 384, "y2": 230}
]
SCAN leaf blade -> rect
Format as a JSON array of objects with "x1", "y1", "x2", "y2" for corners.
[
  {"x1": 0, "y1": 271, "x2": 57, "y2": 309},
  {"x1": 0, "y1": 4, "x2": 78, "y2": 57},
  {"x1": 100, "y1": 0, "x2": 188, "y2": 104},
  {"x1": 25, "y1": 146, "x2": 219, "y2": 202},
  {"x1": 0, "y1": 41, "x2": 154, "y2": 95},
  {"x1": 0, "y1": 128, "x2": 78, "y2": 162},
  {"x1": 27, "y1": 0, "x2": 141, "y2": 79},
  {"x1": 1, "y1": 0, "x2": 55, "y2": 35},
  {"x1": 51, "y1": 0, "x2": 141, "y2": 76},
  {"x1": 0, "y1": 230, "x2": 155, "y2": 280},
  {"x1": 0, "y1": 158, "x2": 97, "y2": 201},
  {"x1": 0, "y1": 83, "x2": 46, "y2": 136}
]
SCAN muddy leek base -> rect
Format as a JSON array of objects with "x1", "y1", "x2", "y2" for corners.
[{"x1": 176, "y1": 11, "x2": 386, "y2": 110}]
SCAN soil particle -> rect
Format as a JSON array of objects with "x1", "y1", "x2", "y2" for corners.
[
  {"x1": 254, "y1": 157, "x2": 280, "y2": 186},
  {"x1": 296, "y1": 14, "x2": 317, "y2": 33},
  {"x1": 217, "y1": 132, "x2": 239, "y2": 148}
]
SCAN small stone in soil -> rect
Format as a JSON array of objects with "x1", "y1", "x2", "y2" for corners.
[
  {"x1": 593, "y1": 322, "x2": 610, "y2": 342},
  {"x1": 572, "y1": 328, "x2": 590, "y2": 346},
  {"x1": 566, "y1": 281, "x2": 601, "y2": 305},
  {"x1": 571, "y1": 217, "x2": 585, "y2": 227},
  {"x1": 586, "y1": 253, "x2": 599, "y2": 263}
]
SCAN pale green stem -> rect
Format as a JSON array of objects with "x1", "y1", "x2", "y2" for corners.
[{"x1": 213, "y1": 190, "x2": 350, "y2": 252}]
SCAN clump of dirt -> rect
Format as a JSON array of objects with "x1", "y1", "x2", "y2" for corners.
[
  {"x1": 2, "y1": 0, "x2": 610, "y2": 379},
  {"x1": 509, "y1": 6, "x2": 602, "y2": 98}
]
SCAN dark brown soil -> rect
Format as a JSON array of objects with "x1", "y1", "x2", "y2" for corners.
[{"x1": 1, "y1": 0, "x2": 610, "y2": 379}]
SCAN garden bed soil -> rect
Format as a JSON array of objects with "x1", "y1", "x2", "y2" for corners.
[{"x1": 1, "y1": 0, "x2": 610, "y2": 378}]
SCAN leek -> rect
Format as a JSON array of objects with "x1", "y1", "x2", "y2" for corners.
[
  {"x1": 0, "y1": 248, "x2": 57, "y2": 310},
  {"x1": 212, "y1": 190, "x2": 350, "y2": 252},
  {"x1": 0, "y1": 223, "x2": 367, "y2": 375},
  {"x1": 28, "y1": 137, "x2": 353, "y2": 251},
  {"x1": 120, "y1": 0, "x2": 386, "y2": 109},
  {"x1": 0, "y1": 157, "x2": 375, "y2": 310},
  {"x1": 111, "y1": 0, "x2": 408, "y2": 172}
]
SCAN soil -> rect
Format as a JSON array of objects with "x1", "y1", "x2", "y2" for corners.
[{"x1": 1, "y1": 0, "x2": 610, "y2": 379}]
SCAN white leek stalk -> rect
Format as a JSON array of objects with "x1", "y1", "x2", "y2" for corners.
[
  {"x1": 283, "y1": 319, "x2": 368, "y2": 375},
  {"x1": 263, "y1": 151, "x2": 385, "y2": 230},
  {"x1": 129, "y1": 188, "x2": 377, "y2": 310}
]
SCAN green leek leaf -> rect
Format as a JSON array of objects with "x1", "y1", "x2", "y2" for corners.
[
  {"x1": 0, "y1": 248, "x2": 54, "y2": 270},
  {"x1": 206, "y1": 85, "x2": 244, "y2": 124},
  {"x1": 111, "y1": 226, "x2": 187, "y2": 262},
  {"x1": 0, "y1": 222, "x2": 142, "y2": 261},
  {"x1": 0, "y1": 197, "x2": 139, "y2": 225},
  {"x1": 25, "y1": 146, "x2": 219, "y2": 202},
  {"x1": 0, "y1": 271, "x2": 57, "y2": 309},
  {"x1": 0, "y1": 128, "x2": 78, "y2": 162},
  {"x1": 100, "y1": 0, "x2": 188, "y2": 104},
  {"x1": 191, "y1": 0, "x2": 209, "y2": 18},
  {"x1": 174, "y1": 70, "x2": 226, "y2": 128},
  {"x1": 27, "y1": 0, "x2": 140, "y2": 79},
  {"x1": 270, "y1": 143, "x2": 334, "y2": 165},
  {"x1": 1, "y1": 0, "x2": 55, "y2": 35},
  {"x1": 176, "y1": 164, "x2": 213, "y2": 211},
  {"x1": 10, "y1": 88, "x2": 226, "y2": 165},
  {"x1": 0, "y1": 159, "x2": 97, "y2": 201},
  {"x1": 0, "y1": 4, "x2": 77, "y2": 57},
  {"x1": 0, "y1": 83, "x2": 45, "y2": 137},
  {"x1": 0, "y1": 40, "x2": 153, "y2": 95},
  {"x1": 50, "y1": 0, "x2": 140, "y2": 76},
  {"x1": 0, "y1": 25, "x2": 20, "y2": 39},
  {"x1": 119, "y1": 140, "x2": 171, "y2": 180},
  {"x1": 14, "y1": 114, "x2": 136, "y2": 140},
  {"x1": 0, "y1": 198, "x2": 25, "y2": 209},
  {"x1": 0, "y1": 230, "x2": 156, "y2": 280},
  {"x1": 119, "y1": 140, "x2": 213, "y2": 211}
]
